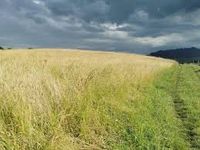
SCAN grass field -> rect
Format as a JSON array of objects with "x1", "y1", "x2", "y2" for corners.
[{"x1": 0, "y1": 49, "x2": 199, "y2": 149}]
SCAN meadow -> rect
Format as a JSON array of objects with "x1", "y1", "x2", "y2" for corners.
[{"x1": 0, "y1": 49, "x2": 199, "y2": 149}]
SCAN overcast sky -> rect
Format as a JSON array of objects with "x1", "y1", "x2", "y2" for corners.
[{"x1": 0, "y1": 0, "x2": 200, "y2": 53}]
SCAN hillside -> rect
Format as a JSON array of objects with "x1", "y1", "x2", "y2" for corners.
[
  {"x1": 149, "y1": 47, "x2": 200, "y2": 63},
  {"x1": 1, "y1": 49, "x2": 200, "y2": 149}
]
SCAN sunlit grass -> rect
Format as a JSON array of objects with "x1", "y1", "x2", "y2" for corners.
[{"x1": 0, "y1": 49, "x2": 176, "y2": 149}]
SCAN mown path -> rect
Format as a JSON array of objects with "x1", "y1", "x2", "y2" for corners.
[
  {"x1": 172, "y1": 65, "x2": 200, "y2": 149},
  {"x1": 193, "y1": 66, "x2": 200, "y2": 80}
]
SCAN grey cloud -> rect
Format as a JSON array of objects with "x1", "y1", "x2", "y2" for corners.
[
  {"x1": 44, "y1": 0, "x2": 200, "y2": 23},
  {"x1": 0, "y1": 0, "x2": 200, "y2": 53}
]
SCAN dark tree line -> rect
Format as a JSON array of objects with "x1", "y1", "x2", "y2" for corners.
[{"x1": 149, "y1": 47, "x2": 200, "y2": 63}]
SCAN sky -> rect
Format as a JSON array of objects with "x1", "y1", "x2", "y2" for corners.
[{"x1": 0, "y1": 0, "x2": 200, "y2": 53}]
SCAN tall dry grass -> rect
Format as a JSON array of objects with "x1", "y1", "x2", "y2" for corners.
[{"x1": 0, "y1": 49, "x2": 174, "y2": 149}]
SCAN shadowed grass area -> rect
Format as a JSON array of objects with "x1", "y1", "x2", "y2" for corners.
[{"x1": 0, "y1": 49, "x2": 189, "y2": 149}]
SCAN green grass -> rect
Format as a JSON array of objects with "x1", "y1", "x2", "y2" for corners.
[
  {"x1": 0, "y1": 50, "x2": 199, "y2": 149},
  {"x1": 176, "y1": 65, "x2": 200, "y2": 148},
  {"x1": 148, "y1": 64, "x2": 200, "y2": 149}
]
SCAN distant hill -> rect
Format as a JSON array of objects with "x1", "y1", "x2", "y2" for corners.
[
  {"x1": 149, "y1": 47, "x2": 200, "y2": 63},
  {"x1": 0, "y1": 46, "x2": 4, "y2": 50}
]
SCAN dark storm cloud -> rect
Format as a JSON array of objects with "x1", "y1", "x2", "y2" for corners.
[
  {"x1": 44, "y1": 0, "x2": 200, "y2": 22},
  {"x1": 0, "y1": 0, "x2": 200, "y2": 53}
]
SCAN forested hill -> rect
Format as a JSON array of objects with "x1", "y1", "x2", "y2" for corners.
[{"x1": 149, "y1": 47, "x2": 200, "y2": 63}]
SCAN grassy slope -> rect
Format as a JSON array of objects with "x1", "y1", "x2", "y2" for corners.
[
  {"x1": 148, "y1": 64, "x2": 200, "y2": 149},
  {"x1": 0, "y1": 50, "x2": 199, "y2": 149},
  {"x1": 177, "y1": 65, "x2": 200, "y2": 148}
]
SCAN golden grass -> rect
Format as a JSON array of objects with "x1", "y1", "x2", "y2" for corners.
[{"x1": 0, "y1": 49, "x2": 175, "y2": 149}]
